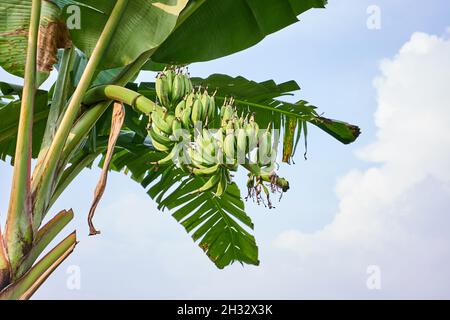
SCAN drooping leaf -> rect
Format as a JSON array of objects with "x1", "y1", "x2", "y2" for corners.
[
  {"x1": 283, "y1": 116, "x2": 297, "y2": 163},
  {"x1": 310, "y1": 116, "x2": 361, "y2": 144},
  {"x1": 88, "y1": 102, "x2": 125, "y2": 236},
  {"x1": 152, "y1": 0, "x2": 327, "y2": 64},
  {"x1": 61, "y1": 0, "x2": 189, "y2": 70},
  {"x1": 0, "y1": 0, "x2": 68, "y2": 82},
  {"x1": 153, "y1": 170, "x2": 259, "y2": 269}
]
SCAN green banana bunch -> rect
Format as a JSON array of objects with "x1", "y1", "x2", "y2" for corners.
[
  {"x1": 148, "y1": 69, "x2": 289, "y2": 205},
  {"x1": 149, "y1": 110, "x2": 189, "y2": 152},
  {"x1": 155, "y1": 68, "x2": 193, "y2": 109}
]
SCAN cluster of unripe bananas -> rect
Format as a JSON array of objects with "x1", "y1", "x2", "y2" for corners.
[{"x1": 147, "y1": 68, "x2": 289, "y2": 200}]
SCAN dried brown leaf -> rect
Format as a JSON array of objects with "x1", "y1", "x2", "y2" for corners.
[{"x1": 87, "y1": 102, "x2": 125, "y2": 235}]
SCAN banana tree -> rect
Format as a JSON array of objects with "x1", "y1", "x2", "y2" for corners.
[{"x1": 0, "y1": 0, "x2": 360, "y2": 299}]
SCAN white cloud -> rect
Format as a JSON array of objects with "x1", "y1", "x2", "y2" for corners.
[
  {"x1": 274, "y1": 31, "x2": 450, "y2": 298},
  {"x1": 31, "y1": 30, "x2": 450, "y2": 300}
]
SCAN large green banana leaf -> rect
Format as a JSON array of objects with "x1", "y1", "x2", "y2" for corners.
[
  {"x1": 0, "y1": 0, "x2": 64, "y2": 83},
  {"x1": 57, "y1": 0, "x2": 189, "y2": 70},
  {"x1": 113, "y1": 150, "x2": 259, "y2": 269},
  {"x1": 152, "y1": 0, "x2": 327, "y2": 64},
  {"x1": 52, "y1": 0, "x2": 326, "y2": 70}
]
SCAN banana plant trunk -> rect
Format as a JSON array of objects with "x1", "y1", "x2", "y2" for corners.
[{"x1": 0, "y1": 0, "x2": 130, "y2": 299}]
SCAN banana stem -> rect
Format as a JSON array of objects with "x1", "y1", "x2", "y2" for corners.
[
  {"x1": 5, "y1": 0, "x2": 42, "y2": 272},
  {"x1": 83, "y1": 85, "x2": 157, "y2": 114},
  {"x1": 59, "y1": 51, "x2": 154, "y2": 178},
  {"x1": 60, "y1": 85, "x2": 157, "y2": 162},
  {"x1": 32, "y1": 0, "x2": 129, "y2": 229},
  {"x1": 33, "y1": 47, "x2": 75, "y2": 182}
]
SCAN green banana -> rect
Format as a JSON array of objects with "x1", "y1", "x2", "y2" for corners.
[
  {"x1": 215, "y1": 128, "x2": 225, "y2": 148},
  {"x1": 258, "y1": 127, "x2": 272, "y2": 166},
  {"x1": 221, "y1": 105, "x2": 234, "y2": 125},
  {"x1": 220, "y1": 104, "x2": 226, "y2": 118},
  {"x1": 245, "y1": 124, "x2": 257, "y2": 154},
  {"x1": 172, "y1": 118, "x2": 183, "y2": 141},
  {"x1": 208, "y1": 95, "x2": 215, "y2": 123},
  {"x1": 234, "y1": 117, "x2": 242, "y2": 130},
  {"x1": 186, "y1": 92, "x2": 195, "y2": 108},
  {"x1": 237, "y1": 128, "x2": 248, "y2": 163},
  {"x1": 166, "y1": 69, "x2": 174, "y2": 94},
  {"x1": 152, "y1": 145, "x2": 179, "y2": 165},
  {"x1": 191, "y1": 98, "x2": 203, "y2": 124},
  {"x1": 192, "y1": 163, "x2": 221, "y2": 176},
  {"x1": 223, "y1": 133, "x2": 236, "y2": 165},
  {"x1": 171, "y1": 73, "x2": 184, "y2": 104},
  {"x1": 149, "y1": 124, "x2": 173, "y2": 146},
  {"x1": 155, "y1": 75, "x2": 170, "y2": 107},
  {"x1": 201, "y1": 92, "x2": 210, "y2": 122},
  {"x1": 151, "y1": 112, "x2": 172, "y2": 135},
  {"x1": 225, "y1": 120, "x2": 234, "y2": 134},
  {"x1": 215, "y1": 169, "x2": 228, "y2": 197},
  {"x1": 183, "y1": 74, "x2": 192, "y2": 96},
  {"x1": 175, "y1": 100, "x2": 186, "y2": 119},
  {"x1": 189, "y1": 147, "x2": 216, "y2": 169},
  {"x1": 181, "y1": 105, "x2": 192, "y2": 129},
  {"x1": 151, "y1": 137, "x2": 171, "y2": 152},
  {"x1": 193, "y1": 138, "x2": 217, "y2": 165},
  {"x1": 165, "y1": 114, "x2": 175, "y2": 129},
  {"x1": 190, "y1": 174, "x2": 221, "y2": 194}
]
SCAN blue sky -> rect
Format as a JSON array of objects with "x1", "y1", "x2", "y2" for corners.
[{"x1": 1, "y1": 0, "x2": 450, "y2": 299}]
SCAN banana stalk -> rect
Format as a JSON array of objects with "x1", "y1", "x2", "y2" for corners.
[{"x1": 5, "y1": 0, "x2": 42, "y2": 273}]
